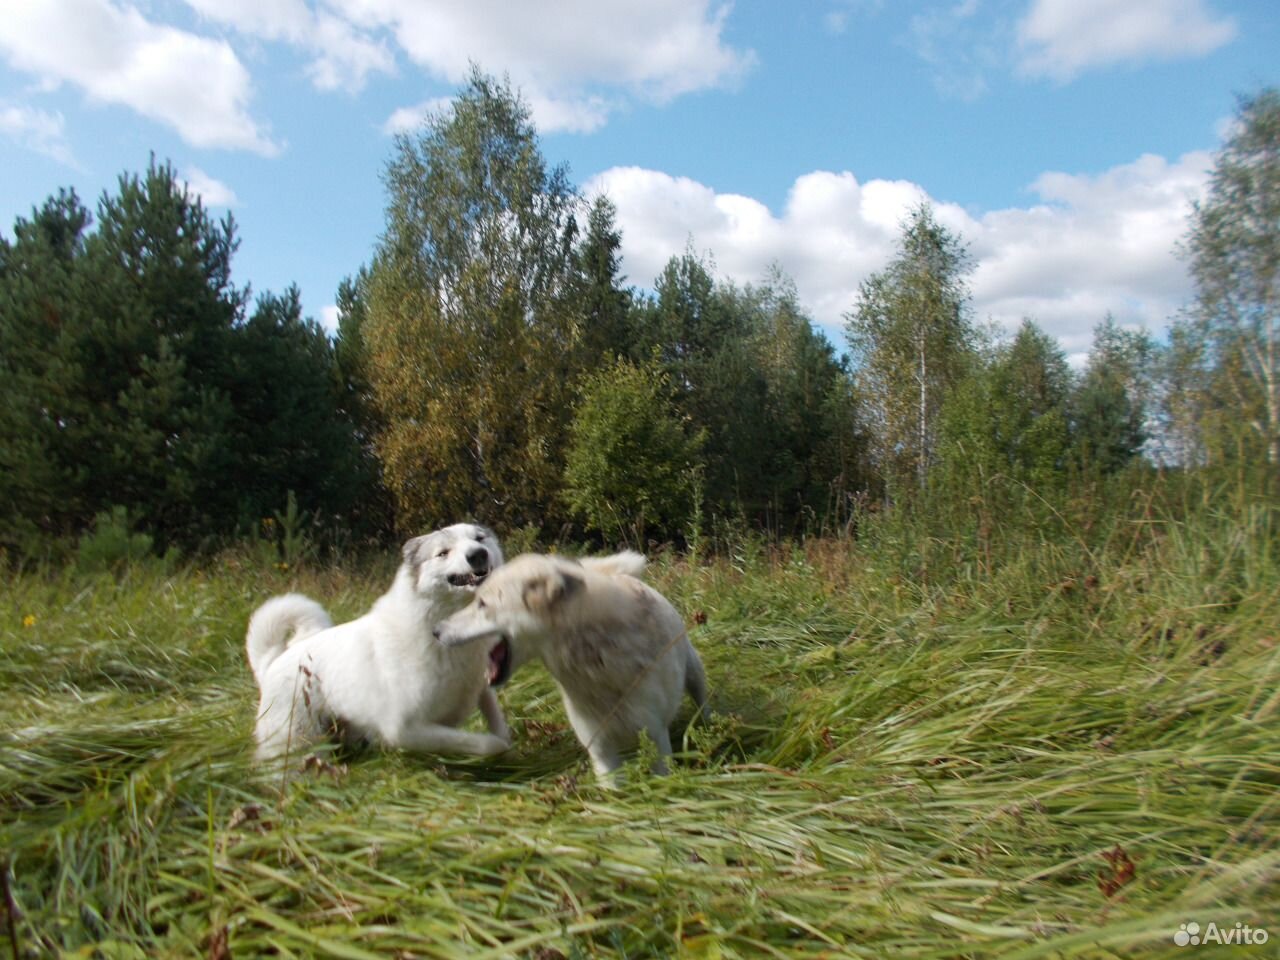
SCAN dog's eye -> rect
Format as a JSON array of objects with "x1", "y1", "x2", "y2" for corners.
[
  {"x1": 436, "y1": 549, "x2": 449, "y2": 559},
  {"x1": 475, "y1": 533, "x2": 486, "y2": 542}
]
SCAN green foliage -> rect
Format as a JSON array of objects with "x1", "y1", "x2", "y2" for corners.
[
  {"x1": 365, "y1": 67, "x2": 583, "y2": 532},
  {"x1": 227, "y1": 287, "x2": 377, "y2": 536},
  {"x1": 1172, "y1": 87, "x2": 1280, "y2": 471},
  {"x1": 563, "y1": 358, "x2": 705, "y2": 544},
  {"x1": 1071, "y1": 315, "x2": 1153, "y2": 473},
  {"x1": 247, "y1": 490, "x2": 319, "y2": 572},
  {"x1": 74, "y1": 506, "x2": 159, "y2": 574},
  {"x1": 645, "y1": 248, "x2": 767, "y2": 519},
  {"x1": 0, "y1": 159, "x2": 384, "y2": 556},
  {"x1": 633, "y1": 253, "x2": 864, "y2": 532},
  {"x1": 0, "y1": 188, "x2": 92, "y2": 552},
  {"x1": 570, "y1": 195, "x2": 635, "y2": 363},
  {"x1": 845, "y1": 203, "x2": 977, "y2": 493}
]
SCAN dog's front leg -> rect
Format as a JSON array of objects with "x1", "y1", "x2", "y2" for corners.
[
  {"x1": 392, "y1": 721, "x2": 510, "y2": 758},
  {"x1": 478, "y1": 687, "x2": 511, "y2": 743}
]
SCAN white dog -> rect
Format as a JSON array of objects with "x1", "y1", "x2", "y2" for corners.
[
  {"x1": 434, "y1": 551, "x2": 707, "y2": 782},
  {"x1": 246, "y1": 523, "x2": 511, "y2": 762}
]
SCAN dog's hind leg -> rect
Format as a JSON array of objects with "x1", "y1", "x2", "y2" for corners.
[
  {"x1": 646, "y1": 724, "x2": 673, "y2": 775},
  {"x1": 587, "y1": 741, "x2": 625, "y2": 786}
]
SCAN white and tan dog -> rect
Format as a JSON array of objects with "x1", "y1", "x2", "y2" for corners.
[
  {"x1": 434, "y1": 551, "x2": 707, "y2": 782},
  {"x1": 246, "y1": 523, "x2": 511, "y2": 762}
]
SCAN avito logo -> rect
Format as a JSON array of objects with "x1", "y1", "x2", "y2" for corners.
[{"x1": 1174, "y1": 921, "x2": 1269, "y2": 947}]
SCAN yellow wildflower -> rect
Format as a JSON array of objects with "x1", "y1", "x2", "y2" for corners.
[{"x1": 22, "y1": 614, "x2": 37, "y2": 628}]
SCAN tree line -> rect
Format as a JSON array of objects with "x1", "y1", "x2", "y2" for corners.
[{"x1": 1, "y1": 74, "x2": 1275, "y2": 560}]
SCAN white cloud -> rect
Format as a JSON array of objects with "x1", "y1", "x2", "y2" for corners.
[
  {"x1": 0, "y1": 104, "x2": 77, "y2": 167},
  {"x1": 182, "y1": 0, "x2": 394, "y2": 93},
  {"x1": 1017, "y1": 0, "x2": 1237, "y2": 81},
  {"x1": 0, "y1": 0, "x2": 279, "y2": 155},
  {"x1": 0, "y1": 1, "x2": 750, "y2": 152},
  {"x1": 382, "y1": 97, "x2": 454, "y2": 136},
  {"x1": 182, "y1": 167, "x2": 240, "y2": 208},
  {"x1": 587, "y1": 150, "x2": 1211, "y2": 363},
  {"x1": 320, "y1": 304, "x2": 341, "y2": 333},
  {"x1": 354, "y1": 0, "x2": 754, "y2": 134}
]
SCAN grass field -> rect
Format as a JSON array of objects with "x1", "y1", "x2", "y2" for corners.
[{"x1": 2, "y1": 502, "x2": 1277, "y2": 958}]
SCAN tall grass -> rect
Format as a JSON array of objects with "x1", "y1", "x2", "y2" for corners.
[{"x1": 1, "y1": 493, "x2": 1276, "y2": 957}]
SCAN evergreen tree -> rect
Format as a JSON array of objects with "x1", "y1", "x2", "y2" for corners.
[
  {"x1": 1, "y1": 161, "x2": 381, "y2": 553},
  {"x1": 0, "y1": 190, "x2": 93, "y2": 549},
  {"x1": 938, "y1": 320, "x2": 1072, "y2": 502},
  {"x1": 1071, "y1": 315, "x2": 1153, "y2": 473},
  {"x1": 646, "y1": 248, "x2": 769, "y2": 520},
  {"x1": 227, "y1": 286, "x2": 375, "y2": 532},
  {"x1": 76, "y1": 158, "x2": 244, "y2": 544},
  {"x1": 727, "y1": 270, "x2": 865, "y2": 529},
  {"x1": 571, "y1": 195, "x2": 634, "y2": 364}
]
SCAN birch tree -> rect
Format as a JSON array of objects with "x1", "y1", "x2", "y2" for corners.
[
  {"x1": 845, "y1": 203, "x2": 976, "y2": 493},
  {"x1": 1175, "y1": 88, "x2": 1280, "y2": 471},
  {"x1": 364, "y1": 68, "x2": 583, "y2": 531}
]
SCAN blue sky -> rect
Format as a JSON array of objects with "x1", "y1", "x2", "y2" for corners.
[{"x1": 1, "y1": 1, "x2": 1276, "y2": 364}]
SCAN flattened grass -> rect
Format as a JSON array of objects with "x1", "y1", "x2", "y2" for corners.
[{"x1": 2, "y1": 510, "x2": 1276, "y2": 958}]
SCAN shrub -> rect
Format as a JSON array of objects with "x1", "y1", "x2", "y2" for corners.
[
  {"x1": 75, "y1": 506, "x2": 159, "y2": 574},
  {"x1": 563, "y1": 358, "x2": 705, "y2": 545}
]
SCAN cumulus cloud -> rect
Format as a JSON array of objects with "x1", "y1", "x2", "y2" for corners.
[
  {"x1": 1016, "y1": 0, "x2": 1237, "y2": 80},
  {"x1": 383, "y1": 91, "x2": 613, "y2": 138},
  {"x1": 382, "y1": 97, "x2": 455, "y2": 137},
  {"x1": 1, "y1": 1, "x2": 750, "y2": 150},
  {"x1": 182, "y1": 167, "x2": 240, "y2": 208},
  {"x1": 587, "y1": 150, "x2": 1211, "y2": 363},
  {"x1": 0, "y1": 104, "x2": 77, "y2": 167},
  {"x1": 182, "y1": 0, "x2": 394, "y2": 93},
  {"x1": 360, "y1": 0, "x2": 754, "y2": 134},
  {"x1": 0, "y1": 0, "x2": 279, "y2": 155}
]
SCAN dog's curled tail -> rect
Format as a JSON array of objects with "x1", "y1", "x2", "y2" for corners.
[
  {"x1": 579, "y1": 550, "x2": 647, "y2": 580},
  {"x1": 245, "y1": 593, "x2": 332, "y2": 684}
]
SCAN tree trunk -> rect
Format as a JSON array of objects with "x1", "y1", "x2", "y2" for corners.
[{"x1": 918, "y1": 332, "x2": 928, "y2": 491}]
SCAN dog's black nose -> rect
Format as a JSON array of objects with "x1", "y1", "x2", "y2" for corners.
[{"x1": 466, "y1": 547, "x2": 490, "y2": 574}]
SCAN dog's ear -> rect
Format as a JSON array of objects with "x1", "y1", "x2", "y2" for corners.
[
  {"x1": 402, "y1": 535, "x2": 430, "y2": 575},
  {"x1": 522, "y1": 569, "x2": 583, "y2": 612}
]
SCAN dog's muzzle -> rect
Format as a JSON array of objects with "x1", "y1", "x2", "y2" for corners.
[
  {"x1": 449, "y1": 547, "x2": 492, "y2": 588},
  {"x1": 486, "y1": 636, "x2": 512, "y2": 687}
]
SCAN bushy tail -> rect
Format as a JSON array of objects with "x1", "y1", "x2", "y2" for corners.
[
  {"x1": 245, "y1": 593, "x2": 332, "y2": 685},
  {"x1": 579, "y1": 550, "x2": 647, "y2": 580}
]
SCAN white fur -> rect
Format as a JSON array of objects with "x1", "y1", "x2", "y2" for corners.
[
  {"x1": 435, "y1": 551, "x2": 707, "y2": 783},
  {"x1": 246, "y1": 523, "x2": 510, "y2": 763}
]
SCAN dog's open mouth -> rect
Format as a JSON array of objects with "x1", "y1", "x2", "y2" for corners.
[
  {"x1": 448, "y1": 571, "x2": 488, "y2": 588},
  {"x1": 486, "y1": 636, "x2": 512, "y2": 687}
]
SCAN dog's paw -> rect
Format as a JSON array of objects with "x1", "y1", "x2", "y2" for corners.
[{"x1": 478, "y1": 733, "x2": 513, "y2": 756}]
